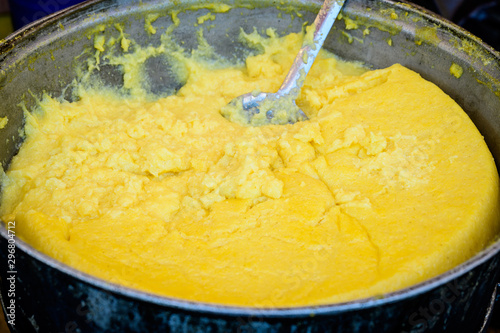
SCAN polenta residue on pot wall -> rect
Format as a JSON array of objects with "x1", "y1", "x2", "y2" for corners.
[{"x1": 1, "y1": 6, "x2": 499, "y2": 307}]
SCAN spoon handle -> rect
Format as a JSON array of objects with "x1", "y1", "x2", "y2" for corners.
[{"x1": 278, "y1": 0, "x2": 345, "y2": 97}]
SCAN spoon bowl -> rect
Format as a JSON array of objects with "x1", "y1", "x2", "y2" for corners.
[{"x1": 222, "y1": 0, "x2": 346, "y2": 126}]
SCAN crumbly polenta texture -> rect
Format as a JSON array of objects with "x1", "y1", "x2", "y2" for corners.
[{"x1": 1, "y1": 32, "x2": 499, "y2": 307}]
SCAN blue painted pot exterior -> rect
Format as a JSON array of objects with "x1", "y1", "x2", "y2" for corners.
[{"x1": 8, "y1": 0, "x2": 83, "y2": 29}]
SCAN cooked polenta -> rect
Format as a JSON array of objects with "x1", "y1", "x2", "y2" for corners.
[{"x1": 1, "y1": 29, "x2": 498, "y2": 307}]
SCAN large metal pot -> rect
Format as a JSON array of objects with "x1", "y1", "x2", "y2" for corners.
[{"x1": 0, "y1": 0, "x2": 499, "y2": 332}]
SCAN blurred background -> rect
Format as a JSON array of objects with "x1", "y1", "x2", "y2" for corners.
[{"x1": 0, "y1": 0, "x2": 499, "y2": 332}]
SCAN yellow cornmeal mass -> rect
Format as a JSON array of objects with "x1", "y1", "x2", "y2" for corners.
[{"x1": 1, "y1": 29, "x2": 499, "y2": 307}]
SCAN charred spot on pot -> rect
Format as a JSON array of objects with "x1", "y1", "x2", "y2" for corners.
[
  {"x1": 62, "y1": 85, "x2": 81, "y2": 103},
  {"x1": 93, "y1": 64, "x2": 125, "y2": 90},
  {"x1": 142, "y1": 55, "x2": 187, "y2": 97}
]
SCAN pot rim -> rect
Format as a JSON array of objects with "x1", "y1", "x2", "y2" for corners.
[
  {"x1": 1, "y1": 0, "x2": 500, "y2": 318},
  {"x1": 1, "y1": 0, "x2": 500, "y2": 59}
]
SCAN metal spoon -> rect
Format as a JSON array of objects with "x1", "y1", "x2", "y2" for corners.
[{"x1": 222, "y1": 0, "x2": 345, "y2": 126}]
